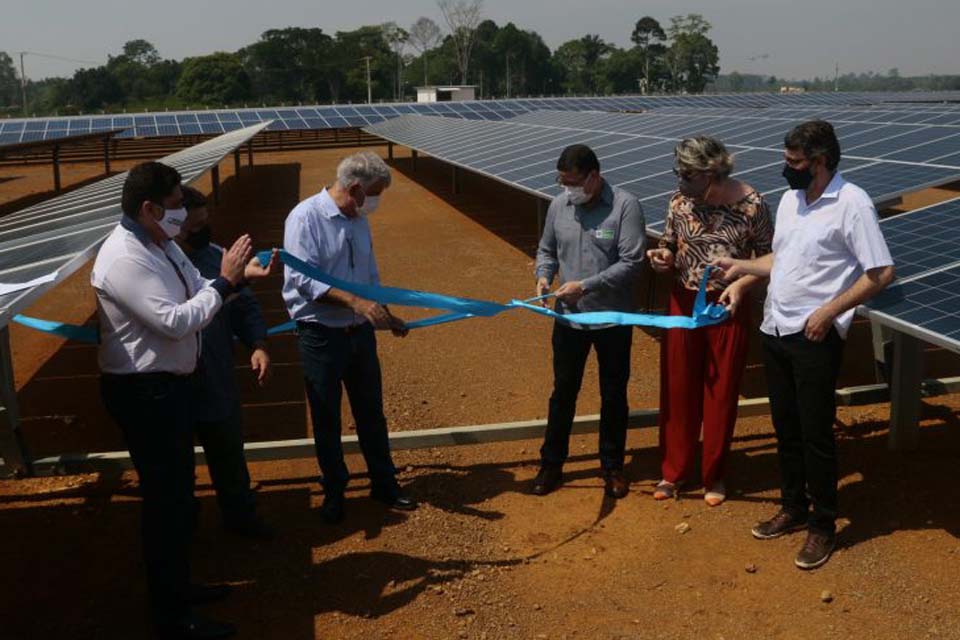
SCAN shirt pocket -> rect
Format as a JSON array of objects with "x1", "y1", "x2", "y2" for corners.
[{"x1": 589, "y1": 221, "x2": 619, "y2": 256}]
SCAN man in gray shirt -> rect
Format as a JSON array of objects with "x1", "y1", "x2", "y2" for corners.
[{"x1": 533, "y1": 144, "x2": 647, "y2": 499}]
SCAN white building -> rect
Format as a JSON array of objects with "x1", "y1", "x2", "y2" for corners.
[{"x1": 416, "y1": 86, "x2": 477, "y2": 103}]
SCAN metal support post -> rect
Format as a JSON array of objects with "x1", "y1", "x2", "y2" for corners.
[
  {"x1": 888, "y1": 331, "x2": 923, "y2": 451},
  {"x1": 0, "y1": 327, "x2": 31, "y2": 477}
]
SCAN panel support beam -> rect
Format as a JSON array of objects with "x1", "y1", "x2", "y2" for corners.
[
  {"x1": 536, "y1": 198, "x2": 547, "y2": 240},
  {"x1": 103, "y1": 138, "x2": 111, "y2": 175},
  {"x1": 0, "y1": 327, "x2": 31, "y2": 477},
  {"x1": 234, "y1": 149, "x2": 241, "y2": 176},
  {"x1": 388, "y1": 141, "x2": 394, "y2": 160},
  {"x1": 211, "y1": 164, "x2": 221, "y2": 205},
  {"x1": 888, "y1": 331, "x2": 923, "y2": 451},
  {"x1": 246, "y1": 141, "x2": 254, "y2": 167},
  {"x1": 411, "y1": 149, "x2": 418, "y2": 172},
  {"x1": 52, "y1": 144, "x2": 61, "y2": 193},
  {"x1": 452, "y1": 166, "x2": 461, "y2": 195}
]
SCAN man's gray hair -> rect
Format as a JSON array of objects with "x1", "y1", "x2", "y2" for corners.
[{"x1": 336, "y1": 151, "x2": 392, "y2": 189}]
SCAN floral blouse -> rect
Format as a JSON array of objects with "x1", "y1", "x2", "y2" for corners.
[{"x1": 659, "y1": 190, "x2": 773, "y2": 292}]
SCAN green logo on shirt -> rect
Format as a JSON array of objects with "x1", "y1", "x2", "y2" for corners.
[{"x1": 595, "y1": 229, "x2": 615, "y2": 240}]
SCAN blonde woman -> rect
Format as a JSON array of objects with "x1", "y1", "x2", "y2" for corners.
[{"x1": 646, "y1": 136, "x2": 773, "y2": 506}]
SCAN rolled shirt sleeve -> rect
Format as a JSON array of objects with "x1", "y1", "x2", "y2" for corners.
[{"x1": 843, "y1": 200, "x2": 894, "y2": 272}]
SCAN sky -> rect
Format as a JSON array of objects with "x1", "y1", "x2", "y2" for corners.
[{"x1": 3, "y1": 0, "x2": 958, "y2": 82}]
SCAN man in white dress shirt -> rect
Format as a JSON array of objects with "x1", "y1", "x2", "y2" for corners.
[
  {"x1": 92, "y1": 161, "x2": 274, "y2": 639},
  {"x1": 715, "y1": 121, "x2": 895, "y2": 570}
]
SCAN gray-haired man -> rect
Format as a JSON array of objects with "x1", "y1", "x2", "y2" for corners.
[{"x1": 282, "y1": 151, "x2": 415, "y2": 524}]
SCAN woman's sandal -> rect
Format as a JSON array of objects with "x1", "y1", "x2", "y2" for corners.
[
  {"x1": 653, "y1": 480, "x2": 679, "y2": 500},
  {"x1": 704, "y1": 482, "x2": 726, "y2": 507}
]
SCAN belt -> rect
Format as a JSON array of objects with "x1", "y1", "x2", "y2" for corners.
[
  {"x1": 296, "y1": 320, "x2": 368, "y2": 335},
  {"x1": 101, "y1": 370, "x2": 197, "y2": 384}
]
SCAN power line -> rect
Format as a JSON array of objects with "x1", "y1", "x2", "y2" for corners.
[{"x1": 18, "y1": 50, "x2": 101, "y2": 66}]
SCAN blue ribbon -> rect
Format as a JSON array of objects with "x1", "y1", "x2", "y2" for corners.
[
  {"x1": 12, "y1": 252, "x2": 728, "y2": 342},
  {"x1": 266, "y1": 249, "x2": 729, "y2": 330},
  {"x1": 12, "y1": 315, "x2": 100, "y2": 343}
]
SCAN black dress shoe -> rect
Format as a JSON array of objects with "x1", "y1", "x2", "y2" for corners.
[
  {"x1": 185, "y1": 583, "x2": 233, "y2": 606},
  {"x1": 157, "y1": 613, "x2": 237, "y2": 639},
  {"x1": 603, "y1": 470, "x2": 629, "y2": 499},
  {"x1": 532, "y1": 466, "x2": 563, "y2": 496},
  {"x1": 319, "y1": 493, "x2": 345, "y2": 524},
  {"x1": 371, "y1": 488, "x2": 418, "y2": 511},
  {"x1": 224, "y1": 515, "x2": 275, "y2": 541}
]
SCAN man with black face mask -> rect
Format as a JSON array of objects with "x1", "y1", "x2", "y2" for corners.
[
  {"x1": 713, "y1": 121, "x2": 895, "y2": 571},
  {"x1": 175, "y1": 186, "x2": 274, "y2": 542}
]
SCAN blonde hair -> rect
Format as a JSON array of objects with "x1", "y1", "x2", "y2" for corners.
[{"x1": 674, "y1": 136, "x2": 734, "y2": 180}]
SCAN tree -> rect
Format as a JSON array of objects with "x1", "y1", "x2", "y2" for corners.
[
  {"x1": 382, "y1": 22, "x2": 409, "y2": 100},
  {"x1": 631, "y1": 17, "x2": 666, "y2": 94},
  {"x1": 437, "y1": 0, "x2": 484, "y2": 84},
  {"x1": 553, "y1": 36, "x2": 613, "y2": 95},
  {"x1": 493, "y1": 23, "x2": 527, "y2": 97},
  {"x1": 240, "y1": 28, "x2": 334, "y2": 103},
  {"x1": 61, "y1": 67, "x2": 124, "y2": 111},
  {"x1": 0, "y1": 51, "x2": 19, "y2": 107},
  {"x1": 728, "y1": 70, "x2": 745, "y2": 92},
  {"x1": 665, "y1": 14, "x2": 720, "y2": 93},
  {"x1": 121, "y1": 40, "x2": 160, "y2": 66},
  {"x1": 176, "y1": 52, "x2": 251, "y2": 105},
  {"x1": 408, "y1": 17, "x2": 442, "y2": 86}
]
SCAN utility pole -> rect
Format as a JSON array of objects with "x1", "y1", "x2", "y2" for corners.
[
  {"x1": 361, "y1": 56, "x2": 373, "y2": 104},
  {"x1": 834, "y1": 62, "x2": 840, "y2": 92},
  {"x1": 505, "y1": 54, "x2": 511, "y2": 99},
  {"x1": 19, "y1": 52, "x2": 27, "y2": 116}
]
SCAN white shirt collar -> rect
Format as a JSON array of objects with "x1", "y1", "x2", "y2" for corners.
[
  {"x1": 316, "y1": 188, "x2": 346, "y2": 220},
  {"x1": 819, "y1": 171, "x2": 845, "y2": 200}
]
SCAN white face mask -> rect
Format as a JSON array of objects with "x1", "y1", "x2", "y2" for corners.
[
  {"x1": 565, "y1": 186, "x2": 591, "y2": 206},
  {"x1": 156, "y1": 206, "x2": 187, "y2": 239},
  {"x1": 359, "y1": 194, "x2": 381, "y2": 215}
]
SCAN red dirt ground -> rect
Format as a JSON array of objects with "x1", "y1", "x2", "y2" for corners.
[{"x1": 1, "y1": 147, "x2": 959, "y2": 640}]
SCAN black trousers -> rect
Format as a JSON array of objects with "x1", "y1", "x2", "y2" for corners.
[
  {"x1": 762, "y1": 329, "x2": 846, "y2": 535},
  {"x1": 540, "y1": 322, "x2": 632, "y2": 471},
  {"x1": 297, "y1": 322, "x2": 398, "y2": 496},
  {"x1": 101, "y1": 372, "x2": 196, "y2": 624},
  {"x1": 194, "y1": 409, "x2": 256, "y2": 526}
]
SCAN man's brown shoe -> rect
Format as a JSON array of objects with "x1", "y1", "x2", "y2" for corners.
[
  {"x1": 532, "y1": 466, "x2": 563, "y2": 496},
  {"x1": 603, "y1": 470, "x2": 629, "y2": 499},
  {"x1": 795, "y1": 530, "x2": 837, "y2": 570},
  {"x1": 751, "y1": 509, "x2": 807, "y2": 540}
]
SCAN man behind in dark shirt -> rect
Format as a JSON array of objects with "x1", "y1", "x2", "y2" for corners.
[{"x1": 176, "y1": 186, "x2": 274, "y2": 540}]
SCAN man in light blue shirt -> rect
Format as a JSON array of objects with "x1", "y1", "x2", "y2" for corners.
[{"x1": 283, "y1": 151, "x2": 415, "y2": 524}]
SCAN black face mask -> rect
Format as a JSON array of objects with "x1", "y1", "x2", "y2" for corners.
[
  {"x1": 185, "y1": 225, "x2": 212, "y2": 251},
  {"x1": 782, "y1": 163, "x2": 814, "y2": 190}
]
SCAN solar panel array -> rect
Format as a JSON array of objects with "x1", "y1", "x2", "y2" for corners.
[
  {"x1": 0, "y1": 121, "x2": 271, "y2": 327},
  {"x1": 861, "y1": 197, "x2": 960, "y2": 352},
  {"x1": 364, "y1": 110, "x2": 960, "y2": 232},
  {"x1": 3, "y1": 90, "x2": 960, "y2": 144},
  {"x1": 365, "y1": 109, "x2": 960, "y2": 353}
]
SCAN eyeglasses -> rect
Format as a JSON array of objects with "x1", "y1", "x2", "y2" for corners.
[
  {"x1": 555, "y1": 172, "x2": 592, "y2": 187},
  {"x1": 672, "y1": 167, "x2": 702, "y2": 182}
]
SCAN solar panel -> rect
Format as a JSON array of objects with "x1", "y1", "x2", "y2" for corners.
[
  {"x1": 366, "y1": 111, "x2": 960, "y2": 235},
  {"x1": 0, "y1": 121, "x2": 271, "y2": 327},
  {"x1": 861, "y1": 265, "x2": 960, "y2": 353},
  {"x1": 880, "y1": 197, "x2": 960, "y2": 282},
  {"x1": 3, "y1": 90, "x2": 959, "y2": 142}
]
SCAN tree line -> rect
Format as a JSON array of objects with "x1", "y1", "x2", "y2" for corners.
[
  {"x1": 2, "y1": 0, "x2": 958, "y2": 118},
  {"x1": 0, "y1": 5, "x2": 724, "y2": 116}
]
